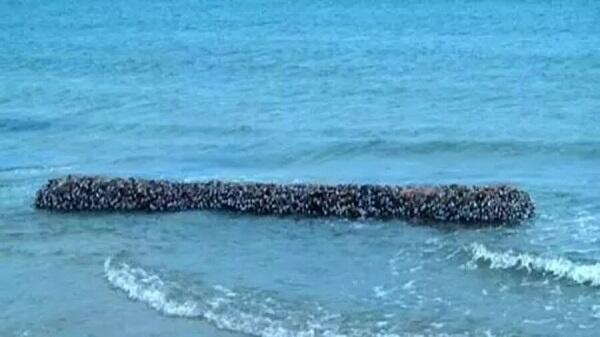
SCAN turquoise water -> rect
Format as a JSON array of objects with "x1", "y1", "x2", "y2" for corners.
[{"x1": 2, "y1": 1, "x2": 600, "y2": 336}]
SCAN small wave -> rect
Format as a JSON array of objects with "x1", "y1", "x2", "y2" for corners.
[
  {"x1": 104, "y1": 257, "x2": 336, "y2": 337},
  {"x1": 468, "y1": 243, "x2": 600, "y2": 286},
  {"x1": 182, "y1": 175, "x2": 288, "y2": 184},
  {"x1": 104, "y1": 258, "x2": 476, "y2": 337},
  {"x1": 103, "y1": 258, "x2": 200, "y2": 317},
  {"x1": 284, "y1": 139, "x2": 600, "y2": 164},
  {"x1": 0, "y1": 164, "x2": 73, "y2": 176},
  {"x1": 0, "y1": 117, "x2": 52, "y2": 133}
]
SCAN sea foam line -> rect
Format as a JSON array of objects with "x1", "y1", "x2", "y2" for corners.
[
  {"x1": 469, "y1": 243, "x2": 600, "y2": 286},
  {"x1": 104, "y1": 257, "x2": 496, "y2": 337},
  {"x1": 104, "y1": 258, "x2": 200, "y2": 317},
  {"x1": 104, "y1": 258, "x2": 338, "y2": 337}
]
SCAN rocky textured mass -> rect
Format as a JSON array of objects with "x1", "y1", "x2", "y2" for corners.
[{"x1": 35, "y1": 176, "x2": 535, "y2": 224}]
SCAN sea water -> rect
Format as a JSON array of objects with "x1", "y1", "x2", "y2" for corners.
[{"x1": 1, "y1": 1, "x2": 600, "y2": 336}]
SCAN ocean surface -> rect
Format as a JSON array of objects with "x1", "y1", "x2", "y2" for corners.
[{"x1": 1, "y1": 1, "x2": 600, "y2": 336}]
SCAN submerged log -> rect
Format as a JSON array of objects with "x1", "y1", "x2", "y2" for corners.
[{"x1": 35, "y1": 175, "x2": 535, "y2": 224}]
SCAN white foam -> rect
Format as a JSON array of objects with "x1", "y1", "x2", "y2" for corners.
[
  {"x1": 104, "y1": 257, "x2": 488, "y2": 337},
  {"x1": 104, "y1": 257, "x2": 340, "y2": 337},
  {"x1": 402, "y1": 280, "x2": 416, "y2": 290},
  {"x1": 373, "y1": 285, "x2": 396, "y2": 298},
  {"x1": 469, "y1": 243, "x2": 600, "y2": 286},
  {"x1": 103, "y1": 258, "x2": 200, "y2": 318}
]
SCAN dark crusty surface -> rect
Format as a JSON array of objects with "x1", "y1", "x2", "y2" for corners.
[{"x1": 35, "y1": 175, "x2": 535, "y2": 224}]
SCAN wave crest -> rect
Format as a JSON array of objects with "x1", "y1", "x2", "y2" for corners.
[
  {"x1": 468, "y1": 243, "x2": 600, "y2": 286},
  {"x1": 105, "y1": 257, "x2": 503, "y2": 337},
  {"x1": 104, "y1": 258, "x2": 200, "y2": 317},
  {"x1": 104, "y1": 258, "x2": 338, "y2": 337}
]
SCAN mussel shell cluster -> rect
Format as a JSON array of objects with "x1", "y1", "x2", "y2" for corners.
[{"x1": 35, "y1": 176, "x2": 535, "y2": 224}]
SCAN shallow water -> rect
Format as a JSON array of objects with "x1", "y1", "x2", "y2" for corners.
[{"x1": 2, "y1": 1, "x2": 600, "y2": 336}]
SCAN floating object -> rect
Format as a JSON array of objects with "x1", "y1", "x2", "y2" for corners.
[{"x1": 35, "y1": 175, "x2": 535, "y2": 224}]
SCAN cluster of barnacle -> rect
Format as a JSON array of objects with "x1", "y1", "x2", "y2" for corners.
[{"x1": 35, "y1": 176, "x2": 535, "y2": 224}]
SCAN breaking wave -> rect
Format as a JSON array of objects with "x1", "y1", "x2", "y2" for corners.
[
  {"x1": 104, "y1": 258, "x2": 484, "y2": 337},
  {"x1": 104, "y1": 257, "x2": 347, "y2": 337},
  {"x1": 468, "y1": 243, "x2": 600, "y2": 286},
  {"x1": 104, "y1": 258, "x2": 200, "y2": 318}
]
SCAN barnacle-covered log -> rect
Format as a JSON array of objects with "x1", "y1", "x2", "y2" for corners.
[{"x1": 35, "y1": 175, "x2": 535, "y2": 224}]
